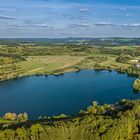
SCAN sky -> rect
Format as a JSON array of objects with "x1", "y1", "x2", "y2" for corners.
[{"x1": 0, "y1": 0, "x2": 140, "y2": 38}]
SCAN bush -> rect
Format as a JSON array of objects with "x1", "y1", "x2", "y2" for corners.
[
  {"x1": 3, "y1": 113, "x2": 17, "y2": 121},
  {"x1": 116, "y1": 54, "x2": 132, "y2": 63},
  {"x1": 133, "y1": 79, "x2": 140, "y2": 91}
]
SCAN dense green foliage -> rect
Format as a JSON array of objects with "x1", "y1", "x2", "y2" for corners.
[
  {"x1": 116, "y1": 54, "x2": 132, "y2": 63},
  {"x1": 1, "y1": 100, "x2": 140, "y2": 140},
  {"x1": 134, "y1": 79, "x2": 140, "y2": 91},
  {"x1": 3, "y1": 113, "x2": 28, "y2": 122}
]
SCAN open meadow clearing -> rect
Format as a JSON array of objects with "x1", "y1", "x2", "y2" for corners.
[{"x1": 18, "y1": 55, "x2": 85, "y2": 76}]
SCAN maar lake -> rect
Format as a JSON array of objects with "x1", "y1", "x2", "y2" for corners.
[{"x1": 0, "y1": 70, "x2": 139, "y2": 119}]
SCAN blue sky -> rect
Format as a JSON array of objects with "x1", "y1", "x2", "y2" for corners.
[{"x1": 0, "y1": 0, "x2": 140, "y2": 38}]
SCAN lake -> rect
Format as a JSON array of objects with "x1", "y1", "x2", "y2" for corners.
[{"x1": 0, "y1": 70, "x2": 139, "y2": 119}]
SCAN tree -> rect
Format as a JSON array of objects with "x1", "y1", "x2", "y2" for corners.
[
  {"x1": 87, "y1": 106, "x2": 97, "y2": 114},
  {"x1": 92, "y1": 101, "x2": 98, "y2": 107},
  {"x1": 133, "y1": 79, "x2": 140, "y2": 91},
  {"x1": 16, "y1": 127, "x2": 29, "y2": 140},
  {"x1": 3, "y1": 113, "x2": 17, "y2": 121},
  {"x1": 17, "y1": 113, "x2": 28, "y2": 122}
]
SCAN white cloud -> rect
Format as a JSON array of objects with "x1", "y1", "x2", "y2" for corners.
[
  {"x1": 79, "y1": 8, "x2": 90, "y2": 13},
  {"x1": 70, "y1": 23, "x2": 91, "y2": 28}
]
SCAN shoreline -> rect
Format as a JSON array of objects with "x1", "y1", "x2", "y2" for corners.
[{"x1": 0, "y1": 67, "x2": 138, "y2": 82}]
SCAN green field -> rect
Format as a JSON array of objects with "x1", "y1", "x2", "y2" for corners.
[
  {"x1": 18, "y1": 55, "x2": 84, "y2": 76},
  {"x1": 0, "y1": 45, "x2": 140, "y2": 81}
]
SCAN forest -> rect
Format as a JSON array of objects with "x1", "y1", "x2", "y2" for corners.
[{"x1": 0, "y1": 99, "x2": 140, "y2": 140}]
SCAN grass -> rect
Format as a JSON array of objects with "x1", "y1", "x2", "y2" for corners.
[
  {"x1": 0, "y1": 46, "x2": 140, "y2": 81},
  {"x1": 18, "y1": 55, "x2": 84, "y2": 76},
  {"x1": 77, "y1": 53, "x2": 134, "y2": 71},
  {"x1": 0, "y1": 118, "x2": 16, "y2": 124}
]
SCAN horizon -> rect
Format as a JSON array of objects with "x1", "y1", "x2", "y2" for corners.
[
  {"x1": 0, "y1": 0, "x2": 140, "y2": 38},
  {"x1": 0, "y1": 37, "x2": 140, "y2": 39}
]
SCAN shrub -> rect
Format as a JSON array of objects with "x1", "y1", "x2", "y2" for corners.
[{"x1": 133, "y1": 79, "x2": 140, "y2": 91}]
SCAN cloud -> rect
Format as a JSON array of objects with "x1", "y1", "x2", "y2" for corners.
[
  {"x1": 0, "y1": 0, "x2": 140, "y2": 37},
  {"x1": 93, "y1": 22, "x2": 140, "y2": 28},
  {"x1": 13, "y1": 23, "x2": 65, "y2": 31},
  {"x1": 94, "y1": 22, "x2": 116, "y2": 27},
  {"x1": 0, "y1": 15, "x2": 16, "y2": 20},
  {"x1": 31, "y1": 24, "x2": 48, "y2": 28},
  {"x1": 79, "y1": 8, "x2": 90, "y2": 13},
  {"x1": 14, "y1": 18, "x2": 49, "y2": 28},
  {"x1": 121, "y1": 24, "x2": 140, "y2": 27},
  {"x1": 61, "y1": 14, "x2": 89, "y2": 20},
  {"x1": 23, "y1": 19, "x2": 40, "y2": 24},
  {"x1": 125, "y1": 13, "x2": 130, "y2": 17},
  {"x1": 14, "y1": 23, "x2": 48, "y2": 28},
  {"x1": 47, "y1": 27, "x2": 65, "y2": 31},
  {"x1": 70, "y1": 23, "x2": 91, "y2": 28}
]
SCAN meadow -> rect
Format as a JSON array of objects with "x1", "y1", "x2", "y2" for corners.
[
  {"x1": 0, "y1": 45, "x2": 140, "y2": 81},
  {"x1": 18, "y1": 55, "x2": 84, "y2": 76}
]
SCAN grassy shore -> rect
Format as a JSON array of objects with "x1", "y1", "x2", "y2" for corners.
[{"x1": 0, "y1": 45, "x2": 140, "y2": 81}]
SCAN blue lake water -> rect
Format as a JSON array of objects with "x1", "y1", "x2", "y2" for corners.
[{"x1": 0, "y1": 70, "x2": 139, "y2": 119}]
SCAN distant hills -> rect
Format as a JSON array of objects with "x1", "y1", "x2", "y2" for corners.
[{"x1": 0, "y1": 37, "x2": 140, "y2": 46}]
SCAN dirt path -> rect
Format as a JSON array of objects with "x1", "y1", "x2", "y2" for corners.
[{"x1": 27, "y1": 66, "x2": 47, "y2": 73}]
